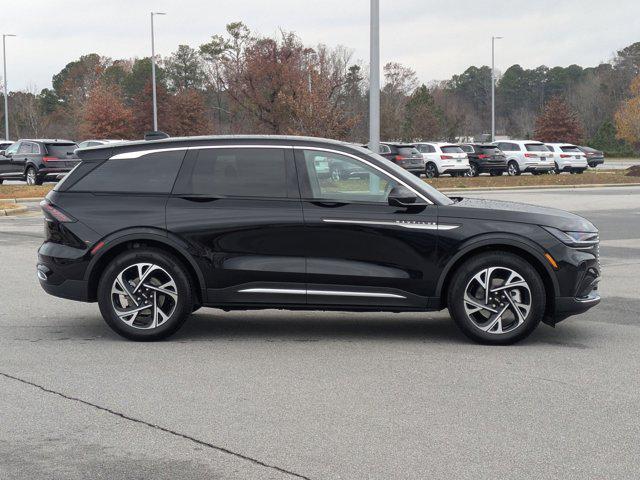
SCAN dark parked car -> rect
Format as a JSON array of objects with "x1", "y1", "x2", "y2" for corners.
[
  {"x1": 38, "y1": 135, "x2": 600, "y2": 344},
  {"x1": 460, "y1": 144, "x2": 508, "y2": 177},
  {"x1": 365, "y1": 143, "x2": 425, "y2": 176},
  {"x1": 0, "y1": 139, "x2": 79, "y2": 185},
  {"x1": 0, "y1": 140, "x2": 14, "y2": 151},
  {"x1": 577, "y1": 146, "x2": 605, "y2": 168}
]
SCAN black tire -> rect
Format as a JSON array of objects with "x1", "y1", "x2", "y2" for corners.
[
  {"x1": 425, "y1": 163, "x2": 439, "y2": 178},
  {"x1": 97, "y1": 247, "x2": 194, "y2": 341},
  {"x1": 26, "y1": 166, "x2": 43, "y2": 185},
  {"x1": 576, "y1": 169, "x2": 585, "y2": 174},
  {"x1": 507, "y1": 161, "x2": 520, "y2": 176},
  {"x1": 0, "y1": 178, "x2": 3, "y2": 184},
  {"x1": 447, "y1": 252, "x2": 545, "y2": 345},
  {"x1": 554, "y1": 163, "x2": 562, "y2": 174}
]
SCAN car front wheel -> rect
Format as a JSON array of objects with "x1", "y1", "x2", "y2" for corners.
[
  {"x1": 97, "y1": 248, "x2": 194, "y2": 341},
  {"x1": 447, "y1": 252, "x2": 545, "y2": 345}
]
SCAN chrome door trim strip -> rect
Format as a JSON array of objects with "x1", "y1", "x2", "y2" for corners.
[
  {"x1": 237, "y1": 287, "x2": 406, "y2": 299},
  {"x1": 292, "y1": 146, "x2": 433, "y2": 204},
  {"x1": 238, "y1": 288, "x2": 306, "y2": 295},
  {"x1": 322, "y1": 218, "x2": 459, "y2": 231}
]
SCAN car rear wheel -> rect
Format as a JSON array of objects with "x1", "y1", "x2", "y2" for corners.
[
  {"x1": 97, "y1": 248, "x2": 194, "y2": 341},
  {"x1": 26, "y1": 167, "x2": 43, "y2": 186},
  {"x1": 507, "y1": 161, "x2": 520, "y2": 176},
  {"x1": 425, "y1": 163, "x2": 438, "y2": 178},
  {"x1": 466, "y1": 163, "x2": 479, "y2": 177},
  {"x1": 447, "y1": 252, "x2": 545, "y2": 345}
]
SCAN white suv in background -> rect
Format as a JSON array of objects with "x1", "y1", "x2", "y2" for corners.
[
  {"x1": 492, "y1": 140, "x2": 555, "y2": 176},
  {"x1": 544, "y1": 143, "x2": 588, "y2": 174},
  {"x1": 415, "y1": 142, "x2": 470, "y2": 178}
]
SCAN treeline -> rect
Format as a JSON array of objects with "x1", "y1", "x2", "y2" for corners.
[{"x1": 2, "y1": 22, "x2": 640, "y2": 155}]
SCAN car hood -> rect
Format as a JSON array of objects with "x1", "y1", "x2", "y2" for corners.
[{"x1": 442, "y1": 197, "x2": 597, "y2": 232}]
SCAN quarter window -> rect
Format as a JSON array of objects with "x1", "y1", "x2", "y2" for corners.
[
  {"x1": 174, "y1": 148, "x2": 288, "y2": 198},
  {"x1": 300, "y1": 150, "x2": 399, "y2": 203},
  {"x1": 71, "y1": 150, "x2": 186, "y2": 193}
]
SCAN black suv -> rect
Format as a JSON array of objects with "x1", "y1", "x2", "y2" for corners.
[
  {"x1": 0, "y1": 139, "x2": 79, "y2": 185},
  {"x1": 460, "y1": 144, "x2": 507, "y2": 177},
  {"x1": 366, "y1": 143, "x2": 425, "y2": 176},
  {"x1": 38, "y1": 136, "x2": 600, "y2": 344}
]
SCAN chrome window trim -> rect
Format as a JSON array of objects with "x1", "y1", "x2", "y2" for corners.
[{"x1": 293, "y1": 146, "x2": 433, "y2": 205}]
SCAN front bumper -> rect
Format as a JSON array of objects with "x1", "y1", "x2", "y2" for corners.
[{"x1": 547, "y1": 290, "x2": 600, "y2": 325}]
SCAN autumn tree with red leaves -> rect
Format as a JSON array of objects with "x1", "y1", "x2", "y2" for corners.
[
  {"x1": 80, "y1": 82, "x2": 134, "y2": 139},
  {"x1": 169, "y1": 89, "x2": 212, "y2": 136},
  {"x1": 534, "y1": 96, "x2": 584, "y2": 144}
]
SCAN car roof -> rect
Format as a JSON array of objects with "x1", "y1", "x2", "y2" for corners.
[
  {"x1": 495, "y1": 139, "x2": 544, "y2": 144},
  {"x1": 75, "y1": 135, "x2": 360, "y2": 161},
  {"x1": 545, "y1": 142, "x2": 577, "y2": 146},
  {"x1": 20, "y1": 138, "x2": 76, "y2": 143},
  {"x1": 380, "y1": 142, "x2": 416, "y2": 147}
]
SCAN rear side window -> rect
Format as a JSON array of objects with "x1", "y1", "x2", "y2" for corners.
[
  {"x1": 175, "y1": 148, "x2": 287, "y2": 198},
  {"x1": 71, "y1": 150, "x2": 185, "y2": 193},
  {"x1": 397, "y1": 147, "x2": 420, "y2": 156},
  {"x1": 46, "y1": 143, "x2": 76, "y2": 157},
  {"x1": 441, "y1": 145, "x2": 464, "y2": 154},
  {"x1": 525, "y1": 143, "x2": 549, "y2": 152},
  {"x1": 417, "y1": 144, "x2": 435, "y2": 153},
  {"x1": 379, "y1": 145, "x2": 391, "y2": 154},
  {"x1": 460, "y1": 145, "x2": 474, "y2": 153},
  {"x1": 560, "y1": 145, "x2": 581, "y2": 153}
]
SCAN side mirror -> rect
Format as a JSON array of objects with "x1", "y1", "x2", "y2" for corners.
[
  {"x1": 0, "y1": 150, "x2": 5, "y2": 157},
  {"x1": 388, "y1": 185, "x2": 421, "y2": 207}
]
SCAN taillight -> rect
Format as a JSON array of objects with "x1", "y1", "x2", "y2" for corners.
[
  {"x1": 441, "y1": 155, "x2": 453, "y2": 160},
  {"x1": 40, "y1": 200, "x2": 76, "y2": 223},
  {"x1": 42, "y1": 156, "x2": 59, "y2": 163},
  {"x1": 394, "y1": 155, "x2": 403, "y2": 162},
  {"x1": 524, "y1": 153, "x2": 538, "y2": 158},
  {"x1": 560, "y1": 154, "x2": 571, "y2": 158},
  {"x1": 478, "y1": 154, "x2": 489, "y2": 159}
]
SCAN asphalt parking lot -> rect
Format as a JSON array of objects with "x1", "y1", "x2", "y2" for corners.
[{"x1": 1, "y1": 186, "x2": 639, "y2": 480}]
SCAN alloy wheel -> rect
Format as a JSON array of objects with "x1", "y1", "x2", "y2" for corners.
[
  {"x1": 507, "y1": 162, "x2": 519, "y2": 176},
  {"x1": 425, "y1": 164, "x2": 437, "y2": 178},
  {"x1": 26, "y1": 168, "x2": 37, "y2": 185},
  {"x1": 463, "y1": 266, "x2": 532, "y2": 335},
  {"x1": 110, "y1": 262, "x2": 178, "y2": 330}
]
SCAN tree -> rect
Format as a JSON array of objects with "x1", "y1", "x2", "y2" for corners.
[
  {"x1": 534, "y1": 96, "x2": 584, "y2": 144},
  {"x1": 381, "y1": 62, "x2": 418, "y2": 140},
  {"x1": 165, "y1": 45, "x2": 206, "y2": 92},
  {"x1": 402, "y1": 85, "x2": 442, "y2": 141},
  {"x1": 589, "y1": 121, "x2": 633, "y2": 155},
  {"x1": 80, "y1": 83, "x2": 134, "y2": 139},
  {"x1": 614, "y1": 75, "x2": 640, "y2": 149},
  {"x1": 130, "y1": 81, "x2": 172, "y2": 136},
  {"x1": 168, "y1": 89, "x2": 212, "y2": 136}
]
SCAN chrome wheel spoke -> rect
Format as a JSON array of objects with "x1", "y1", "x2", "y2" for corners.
[
  {"x1": 111, "y1": 262, "x2": 178, "y2": 330},
  {"x1": 464, "y1": 266, "x2": 532, "y2": 335}
]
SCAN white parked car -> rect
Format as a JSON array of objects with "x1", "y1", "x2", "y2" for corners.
[
  {"x1": 544, "y1": 143, "x2": 588, "y2": 174},
  {"x1": 76, "y1": 139, "x2": 126, "y2": 149},
  {"x1": 492, "y1": 140, "x2": 555, "y2": 176},
  {"x1": 414, "y1": 142, "x2": 470, "y2": 178}
]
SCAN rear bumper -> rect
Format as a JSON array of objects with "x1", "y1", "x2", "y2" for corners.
[
  {"x1": 39, "y1": 276, "x2": 91, "y2": 302},
  {"x1": 477, "y1": 162, "x2": 507, "y2": 173},
  {"x1": 524, "y1": 164, "x2": 554, "y2": 172}
]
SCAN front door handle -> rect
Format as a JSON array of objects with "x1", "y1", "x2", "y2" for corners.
[{"x1": 178, "y1": 195, "x2": 220, "y2": 203}]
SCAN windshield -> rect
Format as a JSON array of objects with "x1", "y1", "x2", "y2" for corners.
[
  {"x1": 350, "y1": 144, "x2": 453, "y2": 205},
  {"x1": 397, "y1": 147, "x2": 420, "y2": 156},
  {"x1": 525, "y1": 143, "x2": 549, "y2": 152}
]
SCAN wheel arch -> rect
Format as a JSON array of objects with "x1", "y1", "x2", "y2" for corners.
[
  {"x1": 436, "y1": 235, "x2": 558, "y2": 316},
  {"x1": 85, "y1": 230, "x2": 205, "y2": 304}
]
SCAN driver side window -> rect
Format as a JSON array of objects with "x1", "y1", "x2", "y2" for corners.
[{"x1": 300, "y1": 150, "x2": 398, "y2": 203}]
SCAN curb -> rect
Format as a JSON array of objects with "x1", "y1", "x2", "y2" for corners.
[
  {"x1": 0, "y1": 204, "x2": 29, "y2": 216},
  {"x1": 0, "y1": 197, "x2": 44, "y2": 203},
  {"x1": 441, "y1": 183, "x2": 640, "y2": 193}
]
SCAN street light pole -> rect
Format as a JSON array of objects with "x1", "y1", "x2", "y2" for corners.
[
  {"x1": 150, "y1": 12, "x2": 166, "y2": 132},
  {"x1": 369, "y1": 0, "x2": 380, "y2": 153},
  {"x1": 2, "y1": 34, "x2": 16, "y2": 141},
  {"x1": 491, "y1": 36, "x2": 503, "y2": 142}
]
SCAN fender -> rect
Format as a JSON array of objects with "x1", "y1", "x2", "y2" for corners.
[
  {"x1": 435, "y1": 232, "x2": 560, "y2": 298},
  {"x1": 84, "y1": 227, "x2": 206, "y2": 297}
]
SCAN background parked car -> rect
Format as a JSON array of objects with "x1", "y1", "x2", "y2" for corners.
[
  {"x1": 459, "y1": 144, "x2": 507, "y2": 177},
  {"x1": 492, "y1": 140, "x2": 555, "y2": 176},
  {"x1": 578, "y1": 146, "x2": 605, "y2": 168},
  {"x1": 545, "y1": 143, "x2": 588, "y2": 174},
  {"x1": 415, "y1": 142, "x2": 470, "y2": 178},
  {"x1": 0, "y1": 139, "x2": 79, "y2": 185},
  {"x1": 0, "y1": 140, "x2": 14, "y2": 151},
  {"x1": 77, "y1": 139, "x2": 125, "y2": 148},
  {"x1": 365, "y1": 143, "x2": 425, "y2": 176}
]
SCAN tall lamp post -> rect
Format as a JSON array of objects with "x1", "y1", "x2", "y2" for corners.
[
  {"x1": 2, "y1": 34, "x2": 16, "y2": 141},
  {"x1": 491, "y1": 36, "x2": 503, "y2": 142},
  {"x1": 150, "y1": 12, "x2": 166, "y2": 132},
  {"x1": 369, "y1": 0, "x2": 380, "y2": 153}
]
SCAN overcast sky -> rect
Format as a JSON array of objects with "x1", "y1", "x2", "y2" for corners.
[{"x1": 4, "y1": 0, "x2": 640, "y2": 92}]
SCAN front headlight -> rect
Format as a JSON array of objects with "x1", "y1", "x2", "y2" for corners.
[{"x1": 543, "y1": 226, "x2": 599, "y2": 247}]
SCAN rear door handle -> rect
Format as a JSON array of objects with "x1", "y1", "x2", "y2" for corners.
[{"x1": 177, "y1": 195, "x2": 220, "y2": 203}]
